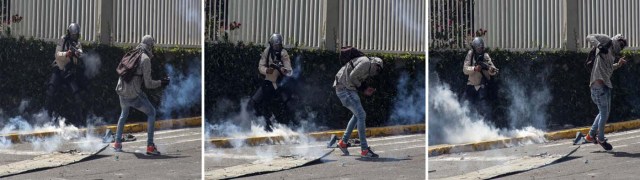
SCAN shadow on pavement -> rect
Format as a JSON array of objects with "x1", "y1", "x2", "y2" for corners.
[
  {"x1": 82, "y1": 154, "x2": 111, "y2": 161},
  {"x1": 355, "y1": 157, "x2": 411, "y2": 162},
  {"x1": 306, "y1": 159, "x2": 337, "y2": 166},
  {"x1": 607, "y1": 151, "x2": 640, "y2": 158},
  {"x1": 118, "y1": 152, "x2": 189, "y2": 159}
]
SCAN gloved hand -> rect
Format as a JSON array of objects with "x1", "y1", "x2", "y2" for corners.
[
  {"x1": 161, "y1": 77, "x2": 170, "y2": 86},
  {"x1": 75, "y1": 49, "x2": 83, "y2": 57},
  {"x1": 66, "y1": 50, "x2": 73, "y2": 57},
  {"x1": 364, "y1": 87, "x2": 376, "y2": 96}
]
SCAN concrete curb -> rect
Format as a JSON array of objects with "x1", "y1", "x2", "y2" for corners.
[
  {"x1": 0, "y1": 116, "x2": 202, "y2": 144},
  {"x1": 209, "y1": 124, "x2": 425, "y2": 148},
  {"x1": 428, "y1": 119, "x2": 640, "y2": 156}
]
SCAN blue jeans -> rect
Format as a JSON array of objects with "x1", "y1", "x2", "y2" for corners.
[
  {"x1": 337, "y1": 89, "x2": 368, "y2": 150},
  {"x1": 116, "y1": 93, "x2": 156, "y2": 146},
  {"x1": 589, "y1": 84, "x2": 611, "y2": 141}
]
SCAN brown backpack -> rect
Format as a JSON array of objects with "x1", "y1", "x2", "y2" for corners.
[
  {"x1": 116, "y1": 49, "x2": 144, "y2": 82},
  {"x1": 340, "y1": 46, "x2": 365, "y2": 68}
]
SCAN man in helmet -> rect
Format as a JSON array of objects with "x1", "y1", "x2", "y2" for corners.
[
  {"x1": 46, "y1": 23, "x2": 87, "y2": 126},
  {"x1": 582, "y1": 34, "x2": 628, "y2": 150},
  {"x1": 249, "y1": 33, "x2": 293, "y2": 132},
  {"x1": 462, "y1": 37, "x2": 498, "y2": 116},
  {"x1": 333, "y1": 55, "x2": 384, "y2": 158},
  {"x1": 113, "y1": 35, "x2": 169, "y2": 155}
]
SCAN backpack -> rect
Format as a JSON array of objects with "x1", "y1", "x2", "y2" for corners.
[
  {"x1": 340, "y1": 46, "x2": 365, "y2": 68},
  {"x1": 586, "y1": 40, "x2": 612, "y2": 73},
  {"x1": 116, "y1": 48, "x2": 144, "y2": 82},
  {"x1": 584, "y1": 47, "x2": 598, "y2": 73}
]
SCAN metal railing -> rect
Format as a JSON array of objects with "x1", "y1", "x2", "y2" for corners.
[
  {"x1": 433, "y1": 0, "x2": 640, "y2": 51},
  {"x1": 474, "y1": 0, "x2": 566, "y2": 51},
  {"x1": 206, "y1": 0, "x2": 425, "y2": 54},
  {"x1": 8, "y1": 0, "x2": 101, "y2": 42},
  {"x1": 112, "y1": 0, "x2": 202, "y2": 47},
  {"x1": 1, "y1": 0, "x2": 9, "y2": 30},
  {"x1": 209, "y1": 0, "x2": 327, "y2": 49},
  {"x1": 578, "y1": 0, "x2": 640, "y2": 50},
  {"x1": 341, "y1": 0, "x2": 425, "y2": 53},
  {"x1": 429, "y1": 0, "x2": 473, "y2": 49},
  {"x1": 5, "y1": 0, "x2": 201, "y2": 47}
]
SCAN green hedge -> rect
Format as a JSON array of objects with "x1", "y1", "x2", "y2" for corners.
[
  {"x1": 430, "y1": 49, "x2": 640, "y2": 129},
  {"x1": 205, "y1": 42, "x2": 425, "y2": 129},
  {"x1": 0, "y1": 37, "x2": 201, "y2": 125}
]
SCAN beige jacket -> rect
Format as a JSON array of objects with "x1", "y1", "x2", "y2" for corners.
[
  {"x1": 462, "y1": 50, "x2": 497, "y2": 90},
  {"x1": 258, "y1": 48, "x2": 292, "y2": 89},
  {"x1": 53, "y1": 36, "x2": 83, "y2": 70}
]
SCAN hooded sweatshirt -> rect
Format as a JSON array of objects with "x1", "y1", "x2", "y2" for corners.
[
  {"x1": 587, "y1": 34, "x2": 626, "y2": 88},
  {"x1": 115, "y1": 36, "x2": 162, "y2": 99},
  {"x1": 333, "y1": 56, "x2": 383, "y2": 91}
]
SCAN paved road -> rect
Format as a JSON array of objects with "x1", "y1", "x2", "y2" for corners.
[
  {"x1": 429, "y1": 128, "x2": 640, "y2": 179},
  {"x1": 0, "y1": 127, "x2": 202, "y2": 180},
  {"x1": 206, "y1": 133, "x2": 426, "y2": 180}
]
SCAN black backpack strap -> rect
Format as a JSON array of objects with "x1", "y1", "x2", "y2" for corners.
[{"x1": 349, "y1": 59, "x2": 356, "y2": 69}]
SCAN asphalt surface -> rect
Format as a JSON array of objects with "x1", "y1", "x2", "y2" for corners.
[
  {"x1": 205, "y1": 133, "x2": 426, "y2": 180},
  {"x1": 429, "y1": 128, "x2": 640, "y2": 179},
  {"x1": 0, "y1": 127, "x2": 202, "y2": 180}
]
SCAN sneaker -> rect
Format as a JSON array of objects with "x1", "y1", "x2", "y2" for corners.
[
  {"x1": 597, "y1": 138, "x2": 613, "y2": 151},
  {"x1": 264, "y1": 125, "x2": 273, "y2": 132},
  {"x1": 585, "y1": 133, "x2": 597, "y2": 144},
  {"x1": 337, "y1": 139, "x2": 349, "y2": 156},
  {"x1": 146, "y1": 144, "x2": 161, "y2": 155},
  {"x1": 113, "y1": 142, "x2": 122, "y2": 152},
  {"x1": 361, "y1": 147, "x2": 379, "y2": 158}
]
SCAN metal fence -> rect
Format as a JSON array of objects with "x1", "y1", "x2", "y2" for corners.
[
  {"x1": 429, "y1": 0, "x2": 474, "y2": 49},
  {"x1": 112, "y1": 0, "x2": 201, "y2": 47},
  {"x1": 206, "y1": 0, "x2": 425, "y2": 54},
  {"x1": 432, "y1": 0, "x2": 640, "y2": 51},
  {"x1": 4, "y1": 0, "x2": 201, "y2": 47},
  {"x1": 208, "y1": 0, "x2": 327, "y2": 49},
  {"x1": 8, "y1": 0, "x2": 101, "y2": 42},
  {"x1": 1, "y1": 0, "x2": 9, "y2": 29},
  {"x1": 577, "y1": 0, "x2": 640, "y2": 49},
  {"x1": 474, "y1": 0, "x2": 566, "y2": 51},
  {"x1": 341, "y1": 0, "x2": 425, "y2": 53}
]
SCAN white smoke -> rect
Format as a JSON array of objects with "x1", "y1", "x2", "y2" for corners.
[
  {"x1": 18, "y1": 99, "x2": 29, "y2": 114},
  {"x1": 389, "y1": 71, "x2": 426, "y2": 125},
  {"x1": 0, "y1": 102, "x2": 107, "y2": 152},
  {"x1": 428, "y1": 78, "x2": 545, "y2": 145},
  {"x1": 206, "y1": 98, "x2": 324, "y2": 161},
  {"x1": 82, "y1": 51, "x2": 102, "y2": 79},
  {"x1": 503, "y1": 67, "x2": 552, "y2": 130},
  {"x1": 159, "y1": 58, "x2": 202, "y2": 119}
]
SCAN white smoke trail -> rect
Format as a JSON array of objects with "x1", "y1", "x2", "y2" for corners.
[
  {"x1": 0, "y1": 102, "x2": 107, "y2": 152},
  {"x1": 159, "y1": 58, "x2": 202, "y2": 119},
  {"x1": 389, "y1": 71, "x2": 426, "y2": 125},
  {"x1": 428, "y1": 79, "x2": 545, "y2": 145},
  {"x1": 206, "y1": 98, "x2": 324, "y2": 161},
  {"x1": 82, "y1": 51, "x2": 102, "y2": 79}
]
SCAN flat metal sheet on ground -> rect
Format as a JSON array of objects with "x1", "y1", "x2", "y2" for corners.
[
  {"x1": 438, "y1": 146, "x2": 579, "y2": 180},
  {"x1": 206, "y1": 149, "x2": 334, "y2": 180},
  {"x1": 0, "y1": 144, "x2": 109, "y2": 178}
]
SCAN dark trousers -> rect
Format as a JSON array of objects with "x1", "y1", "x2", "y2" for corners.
[
  {"x1": 250, "y1": 80, "x2": 295, "y2": 131},
  {"x1": 45, "y1": 69, "x2": 86, "y2": 126},
  {"x1": 464, "y1": 85, "x2": 492, "y2": 120}
]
